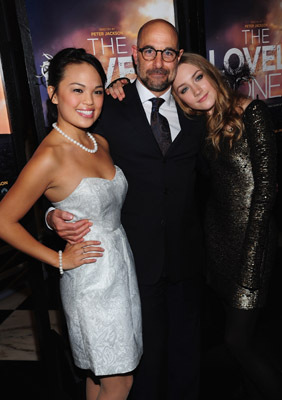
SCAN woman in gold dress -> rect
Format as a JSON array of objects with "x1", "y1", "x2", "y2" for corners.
[{"x1": 172, "y1": 53, "x2": 281, "y2": 399}]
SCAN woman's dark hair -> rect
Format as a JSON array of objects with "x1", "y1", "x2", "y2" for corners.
[{"x1": 47, "y1": 48, "x2": 106, "y2": 124}]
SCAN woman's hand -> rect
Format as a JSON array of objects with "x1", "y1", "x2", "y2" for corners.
[{"x1": 61, "y1": 241, "x2": 104, "y2": 270}]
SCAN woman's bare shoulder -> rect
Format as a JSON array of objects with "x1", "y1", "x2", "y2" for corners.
[{"x1": 28, "y1": 132, "x2": 64, "y2": 174}]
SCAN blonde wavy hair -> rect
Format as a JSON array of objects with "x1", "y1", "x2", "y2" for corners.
[{"x1": 172, "y1": 53, "x2": 247, "y2": 152}]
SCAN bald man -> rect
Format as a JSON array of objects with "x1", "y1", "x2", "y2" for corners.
[{"x1": 47, "y1": 19, "x2": 206, "y2": 400}]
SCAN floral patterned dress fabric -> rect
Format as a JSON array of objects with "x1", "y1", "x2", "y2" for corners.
[{"x1": 53, "y1": 166, "x2": 143, "y2": 375}]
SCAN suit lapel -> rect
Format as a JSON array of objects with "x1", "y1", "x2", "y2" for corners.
[
  {"x1": 122, "y1": 82, "x2": 150, "y2": 133},
  {"x1": 121, "y1": 82, "x2": 162, "y2": 153}
]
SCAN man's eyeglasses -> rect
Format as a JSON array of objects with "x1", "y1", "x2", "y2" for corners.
[{"x1": 138, "y1": 47, "x2": 179, "y2": 62}]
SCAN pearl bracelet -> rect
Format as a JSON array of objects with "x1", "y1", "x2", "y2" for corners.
[{"x1": 58, "y1": 250, "x2": 64, "y2": 275}]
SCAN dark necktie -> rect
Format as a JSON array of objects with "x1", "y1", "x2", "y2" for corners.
[{"x1": 150, "y1": 97, "x2": 172, "y2": 155}]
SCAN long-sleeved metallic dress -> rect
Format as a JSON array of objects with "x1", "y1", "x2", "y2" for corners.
[{"x1": 204, "y1": 100, "x2": 277, "y2": 310}]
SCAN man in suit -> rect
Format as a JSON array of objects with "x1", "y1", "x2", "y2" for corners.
[{"x1": 47, "y1": 19, "x2": 206, "y2": 400}]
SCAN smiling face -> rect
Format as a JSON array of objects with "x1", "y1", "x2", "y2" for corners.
[
  {"x1": 173, "y1": 62, "x2": 217, "y2": 113},
  {"x1": 48, "y1": 62, "x2": 104, "y2": 133},
  {"x1": 132, "y1": 20, "x2": 183, "y2": 96}
]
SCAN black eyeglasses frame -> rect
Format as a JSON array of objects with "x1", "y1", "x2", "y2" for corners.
[{"x1": 138, "y1": 46, "x2": 180, "y2": 62}]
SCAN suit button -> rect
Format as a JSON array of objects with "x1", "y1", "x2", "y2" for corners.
[{"x1": 161, "y1": 219, "x2": 165, "y2": 227}]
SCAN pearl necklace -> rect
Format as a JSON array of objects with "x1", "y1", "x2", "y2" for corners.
[{"x1": 52, "y1": 123, "x2": 98, "y2": 154}]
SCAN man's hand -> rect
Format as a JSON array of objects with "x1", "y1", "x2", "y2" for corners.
[
  {"x1": 105, "y1": 77, "x2": 129, "y2": 101},
  {"x1": 47, "y1": 209, "x2": 93, "y2": 244}
]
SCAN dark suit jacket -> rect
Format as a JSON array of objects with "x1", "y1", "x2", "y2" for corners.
[{"x1": 93, "y1": 82, "x2": 207, "y2": 285}]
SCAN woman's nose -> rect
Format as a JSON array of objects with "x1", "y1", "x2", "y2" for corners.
[
  {"x1": 192, "y1": 84, "x2": 201, "y2": 97},
  {"x1": 83, "y1": 93, "x2": 94, "y2": 105}
]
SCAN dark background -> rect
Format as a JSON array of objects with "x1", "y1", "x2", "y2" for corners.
[{"x1": 0, "y1": 1, "x2": 281, "y2": 399}]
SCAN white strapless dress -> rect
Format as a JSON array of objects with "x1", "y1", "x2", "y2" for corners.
[{"x1": 52, "y1": 166, "x2": 142, "y2": 376}]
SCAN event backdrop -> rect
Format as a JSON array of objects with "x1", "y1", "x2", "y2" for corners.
[
  {"x1": 0, "y1": 59, "x2": 11, "y2": 134},
  {"x1": 24, "y1": 0, "x2": 175, "y2": 124},
  {"x1": 0, "y1": 56, "x2": 14, "y2": 200},
  {"x1": 204, "y1": 0, "x2": 282, "y2": 131},
  {"x1": 19, "y1": 0, "x2": 282, "y2": 131}
]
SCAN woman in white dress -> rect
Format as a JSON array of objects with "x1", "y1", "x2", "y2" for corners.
[{"x1": 0, "y1": 48, "x2": 142, "y2": 400}]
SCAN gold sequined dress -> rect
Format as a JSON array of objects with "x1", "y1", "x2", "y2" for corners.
[{"x1": 204, "y1": 100, "x2": 277, "y2": 310}]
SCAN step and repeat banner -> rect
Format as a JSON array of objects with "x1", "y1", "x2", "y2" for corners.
[
  {"x1": 0, "y1": 58, "x2": 16, "y2": 201},
  {"x1": 23, "y1": 0, "x2": 175, "y2": 125},
  {"x1": 21, "y1": 0, "x2": 281, "y2": 130},
  {"x1": 204, "y1": 0, "x2": 282, "y2": 132},
  {"x1": 0, "y1": 64, "x2": 10, "y2": 135}
]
